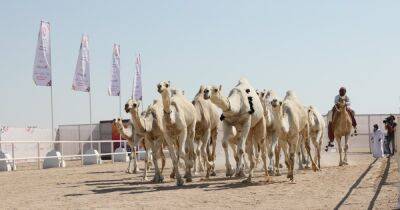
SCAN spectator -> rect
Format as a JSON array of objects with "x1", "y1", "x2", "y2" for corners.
[
  {"x1": 370, "y1": 124, "x2": 384, "y2": 158},
  {"x1": 384, "y1": 115, "x2": 397, "y2": 156}
]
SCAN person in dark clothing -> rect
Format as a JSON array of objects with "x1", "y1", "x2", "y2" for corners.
[{"x1": 384, "y1": 115, "x2": 396, "y2": 156}]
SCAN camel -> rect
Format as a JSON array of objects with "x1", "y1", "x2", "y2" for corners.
[
  {"x1": 204, "y1": 78, "x2": 268, "y2": 183},
  {"x1": 332, "y1": 97, "x2": 352, "y2": 166},
  {"x1": 157, "y1": 81, "x2": 197, "y2": 186},
  {"x1": 113, "y1": 119, "x2": 145, "y2": 174},
  {"x1": 192, "y1": 85, "x2": 220, "y2": 178},
  {"x1": 307, "y1": 105, "x2": 325, "y2": 169},
  {"x1": 123, "y1": 99, "x2": 169, "y2": 182},
  {"x1": 257, "y1": 89, "x2": 281, "y2": 175},
  {"x1": 271, "y1": 91, "x2": 318, "y2": 181}
]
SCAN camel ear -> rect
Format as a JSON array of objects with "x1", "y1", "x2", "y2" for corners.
[
  {"x1": 153, "y1": 100, "x2": 157, "y2": 105},
  {"x1": 219, "y1": 85, "x2": 222, "y2": 91},
  {"x1": 279, "y1": 101, "x2": 282, "y2": 106}
]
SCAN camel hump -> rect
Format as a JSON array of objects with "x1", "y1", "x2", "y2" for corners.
[
  {"x1": 285, "y1": 90, "x2": 297, "y2": 100},
  {"x1": 238, "y1": 77, "x2": 250, "y2": 85}
]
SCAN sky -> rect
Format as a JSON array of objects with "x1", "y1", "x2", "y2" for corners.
[{"x1": 1, "y1": 1, "x2": 400, "y2": 128}]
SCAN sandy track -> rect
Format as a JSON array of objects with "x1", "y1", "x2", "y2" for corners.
[{"x1": 0, "y1": 152, "x2": 398, "y2": 210}]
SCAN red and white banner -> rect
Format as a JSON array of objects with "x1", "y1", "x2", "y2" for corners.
[
  {"x1": 72, "y1": 35, "x2": 91, "y2": 92},
  {"x1": 108, "y1": 44, "x2": 120, "y2": 96},
  {"x1": 33, "y1": 21, "x2": 52, "y2": 86},
  {"x1": 132, "y1": 53, "x2": 142, "y2": 100}
]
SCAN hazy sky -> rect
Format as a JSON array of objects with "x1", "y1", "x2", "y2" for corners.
[{"x1": 1, "y1": 1, "x2": 400, "y2": 128}]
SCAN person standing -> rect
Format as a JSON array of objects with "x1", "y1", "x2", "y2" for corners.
[
  {"x1": 384, "y1": 115, "x2": 397, "y2": 156},
  {"x1": 370, "y1": 124, "x2": 384, "y2": 158}
]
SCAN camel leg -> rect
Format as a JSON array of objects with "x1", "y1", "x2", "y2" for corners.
[
  {"x1": 150, "y1": 140, "x2": 163, "y2": 183},
  {"x1": 193, "y1": 140, "x2": 200, "y2": 175},
  {"x1": 287, "y1": 136, "x2": 299, "y2": 182},
  {"x1": 201, "y1": 129, "x2": 213, "y2": 178},
  {"x1": 343, "y1": 135, "x2": 349, "y2": 165},
  {"x1": 236, "y1": 119, "x2": 251, "y2": 177},
  {"x1": 243, "y1": 133, "x2": 256, "y2": 183},
  {"x1": 267, "y1": 134, "x2": 277, "y2": 175},
  {"x1": 159, "y1": 141, "x2": 166, "y2": 174},
  {"x1": 336, "y1": 137, "x2": 344, "y2": 166},
  {"x1": 165, "y1": 135, "x2": 183, "y2": 186},
  {"x1": 260, "y1": 139, "x2": 268, "y2": 175},
  {"x1": 209, "y1": 128, "x2": 218, "y2": 176},
  {"x1": 296, "y1": 140, "x2": 304, "y2": 170},
  {"x1": 184, "y1": 123, "x2": 196, "y2": 182},
  {"x1": 197, "y1": 141, "x2": 205, "y2": 173},
  {"x1": 222, "y1": 123, "x2": 235, "y2": 177},
  {"x1": 304, "y1": 136, "x2": 318, "y2": 172}
]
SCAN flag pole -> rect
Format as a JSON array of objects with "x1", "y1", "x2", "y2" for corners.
[
  {"x1": 119, "y1": 93, "x2": 122, "y2": 147},
  {"x1": 89, "y1": 90, "x2": 93, "y2": 149},
  {"x1": 50, "y1": 85, "x2": 55, "y2": 142}
]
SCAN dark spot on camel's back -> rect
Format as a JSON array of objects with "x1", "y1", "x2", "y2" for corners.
[{"x1": 248, "y1": 96, "x2": 255, "y2": 114}]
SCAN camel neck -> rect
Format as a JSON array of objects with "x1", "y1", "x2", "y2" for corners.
[
  {"x1": 131, "y1": 110, "x2": 146, "y2": 132},
  {"x1": 161, "y1": 90, "x2": 172, "y2": 113},
  {"x1": 211, "y1": 95, "x2": 230, "y2": 113}
]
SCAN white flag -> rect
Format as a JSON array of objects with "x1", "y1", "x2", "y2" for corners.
[
  {"x1": 33, "y1": 21, "x2": 52, "y2": 86},
  {"x1": 108, "y1": 44, "x2": 120, "y2": 96},
  {"x1": 72, "y1": 35, "x2": 90, "y2": 92},
  {"x1": 132, "y1": 53, "x2": 142, "y2": 100}
]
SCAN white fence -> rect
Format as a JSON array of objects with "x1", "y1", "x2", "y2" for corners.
[{"x1": 0, "y1": 140, "x2": 143, "y2": 170}]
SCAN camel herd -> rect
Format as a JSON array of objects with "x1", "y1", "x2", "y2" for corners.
[{"x1": 114, "y1": 78, "x2": 352, "y2": 186}]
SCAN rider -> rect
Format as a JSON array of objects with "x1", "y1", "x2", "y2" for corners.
[{"x1": 326, "y1": 87, "x2": 357, "y2": 150}]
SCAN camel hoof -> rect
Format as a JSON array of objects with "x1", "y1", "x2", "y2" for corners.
[
  {"x1": 275, "y1": 171, "x2": 281, "y2": 176},
  {"x1": 343, "y1": 162, "x2": 349, "y2": 166},
  {"x1": 235, "y1": 170, "x2": 246, "y2": 178},
  {"x1": 186, "y1": 177, "x2": 193, "y2": 182},
  {"x1": 170, "y1": 172, "x2": 175, "y2": 179},
  {"x1": 242, "y1": 178, "x2": 252, "y2": 184},
  {"x1": 339, "y1": 162, "x2": 344, "y2": 166},
  {"x1": 210, "y1": 171, "x2": 217, "y2": 177},
  {"x1": 279, "y1": 164, "x2": 283, "y2": 168},
  {"x1": 226, "y1": 168, "x2": 234, "y2": 177},
  {"x1": 176, "y1": 178, "x2": 184, "y2": 186},
  {"x1": 304, "y1": 165, "x2": 311, "y2": 169},
  {"x1": 153, "y1": 175, "x2": 164, "y2": 183}
]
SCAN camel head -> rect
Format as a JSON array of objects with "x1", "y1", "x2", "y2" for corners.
[
  {"x1": 336, "y1": 97, "x2": 347, "y2": 112},
  {"x1": 124, "y1": 99, "x2": 141, "y2": 114},
  {"x1": 157, "y1": 81, "x2": 171, "y2": 94},
  {"x1": 203, "y1": 85, "x2": 222, "y2": 101},
  {"x1": 113, "y1": 118, "x2": 124, "y2": 131},
  {"x1": 270, "y1": 98, "x2": 283, "y2": 116}
]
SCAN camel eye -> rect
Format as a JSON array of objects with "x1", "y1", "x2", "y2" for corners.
[
  {"x1": 213, "y1": 89, "x2": 218, "y2": 93},
  {"x1": 165, "y1": 84, "x2": 169, "y2": 88}
]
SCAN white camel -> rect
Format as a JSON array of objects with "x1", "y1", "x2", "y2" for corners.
[
  {"x1": 124, "y1": 99, "x2": 169, "y2": 182},
  {"x1": 113, "y1": 118, "x2": 148, "y2": 175},
  {"x1": 257, "y1": 89, "x2": 281, "y2": 175},
  {"x1": 157, "y1": 81, "x2": 197, "y2": 186},
  {"x1": 204, "y1": 78, "x2": 269, "y2": 183},
  {"x1": 192, "y1": 85, "x2": 220, "y2": 178},
  {"x1": 307, "y1": 105, "x2": 325, "y2": 170},
  {"x1": 271, "y1": 91, "x2": 318, "y2": 182}
]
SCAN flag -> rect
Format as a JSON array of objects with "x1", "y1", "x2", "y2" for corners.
[
  {"x1": 108, "y1": 44, "x2": 120, "y2": 96},
  {"x1": 33, "y1": 20, "x2": 52, "y2": 86},
  {"x1": 72, "y1": 34, "x2": 90, "y2": 92},
  {"x1": 132, "y1": 53, "x2": 142, "y2": 100}
]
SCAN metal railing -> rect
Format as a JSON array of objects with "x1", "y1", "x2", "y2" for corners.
[{"x1": 0, "y1": 140, "x2": 146, "y2": 170}]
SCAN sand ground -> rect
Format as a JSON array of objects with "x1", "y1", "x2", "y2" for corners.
[{"x1": 0, "y1": 151, "x2": 399, "y2": 210}]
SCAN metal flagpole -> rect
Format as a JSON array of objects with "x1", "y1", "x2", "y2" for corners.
[
  {"x1": 50, "y1": 85, "x2": 55, "y2": 143},
  {"x1": 89, "y1": 91, "x2": 93, "y2": 150},
  {"x1": 119, "y1": 93, "x2": 122, "y2": 147}
]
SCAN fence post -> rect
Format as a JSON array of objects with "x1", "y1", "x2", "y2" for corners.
[
  {"x1": 80, "y1": 142, "x2": 83, "y2": 166},
  {"x1": 111, "y1": 141, "x2": 114, "y2": 163},
  {"x1": 368, "y1": 115, "x2": 371, "y2": 154},
  {"x1": 11, "y1": 143, "x2": 15, "y2": 170},
  {"x1": 37, "y1": 142, "x2": 40, "y2": 169}
]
